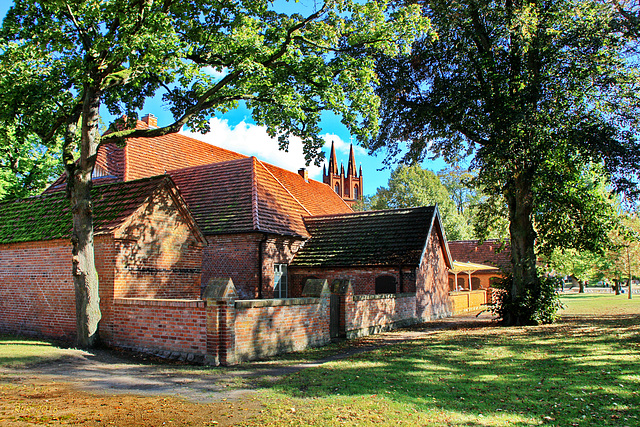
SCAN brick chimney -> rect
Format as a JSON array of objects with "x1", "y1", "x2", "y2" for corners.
[
  {"x1": 298, "y1": 168, "x2": 309, "y2": 182},
  {"x1": 141, "y1": 113, "x2": 158, "y2": 128}
]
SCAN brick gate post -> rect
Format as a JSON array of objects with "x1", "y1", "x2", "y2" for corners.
[{"x1": 203, "y1": 278, "x2": 238, "y2": 366}]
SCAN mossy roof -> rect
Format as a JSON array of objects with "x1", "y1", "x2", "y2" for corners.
[
  {"x1": 0, "y1": 176, "x2": 171, "y2": 244},
  {"x1": 291, "y1": 206, "x2": 440, "y2": 267}
]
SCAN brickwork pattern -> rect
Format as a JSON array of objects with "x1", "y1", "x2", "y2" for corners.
[
  {"x1": 202, "y1": 234, "x2": 261, "y2": 299},
  {"x1": 109, "y1": 298, "x2": 207, "y2": 358},
  {"x1": 343, "y1": 286, "x2": 417, "y2": 334},
  {"x1": 289, "y1": 267, "x2": 415, "y2": 297},
  {"x1": 415, "y1": 228, "x2": 453, "y2": 321},
  {"x1": 233, "y1": 298, "x2": 330, "y2": 362},
  {"x1": 113, "y1": 189, "x2": 203, "y2": 299},
  {"x1": 0, "y1": 239, "x2": 76, "y2": 340}
]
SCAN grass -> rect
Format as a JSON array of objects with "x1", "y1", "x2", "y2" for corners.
[
  {"x1": 0, "y1": 295, "x2": 638, "y2": 426},
  {"x1": 560, "y1": 293, "x2": 640, "y2": 316},
  {"x1": 247, "y1": 294, "x2": 640, "y2": 426},
  {"x1": 0, "y1": 335, "x2": 75, "y2": 368}
]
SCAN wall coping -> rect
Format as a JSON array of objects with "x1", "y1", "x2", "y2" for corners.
[
  {"x1": 114, "y1": 297, "x2": 205, "y2": 308},
  {"x1": 353, "y1": 292, "x2": 416, "y2": 301},
  {"x1": 235, "y1": 297, "x2": 320, "y2": 309},
  {"x1": 449, "y1": 290, "x2": 487, "y2": 296}
]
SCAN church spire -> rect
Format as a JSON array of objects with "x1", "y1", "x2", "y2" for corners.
[
  {"x1": 347, "y1": 144, "x2": 356, "y2": 177},
  {"x1": 328, "y1": 141, "x2": 338, "y2": 175}
]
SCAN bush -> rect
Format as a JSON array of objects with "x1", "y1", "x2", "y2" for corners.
[{"x1": 489, "y1": 274, "x2": 564, "y2": 325}]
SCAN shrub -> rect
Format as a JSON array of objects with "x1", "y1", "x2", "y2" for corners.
[{"x1": 489, "y1": 274, "x2": 564, "y2": 325}]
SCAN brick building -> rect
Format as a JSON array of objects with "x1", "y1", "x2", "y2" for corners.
[
  {"x1": 323, "y1": 141, "x2": 363, "y2": 206},
  {"x1": 0, "y1": 176, "x2": 205, "y2": 343},
  {"x1": 0, "y1": 114, "x2": 487, "y2": 363},
  {"x1": 447, "y1": 239, "x2": 511, "y2": 290}
]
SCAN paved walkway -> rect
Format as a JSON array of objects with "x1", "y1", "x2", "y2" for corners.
[{"x1": 0, "y1": 312, "x2": 495, "y2": 403}]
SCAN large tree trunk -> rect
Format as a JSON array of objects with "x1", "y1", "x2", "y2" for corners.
[
  {"x1": 67, "y1": 88, "x2": 102, "y2": 348},
  {"x1": 505, "y1": 172, "x2": 539, "y2": 325}
]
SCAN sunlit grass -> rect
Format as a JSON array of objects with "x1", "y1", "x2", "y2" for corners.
[
  {"x1": 0, "y1": 335, "x2": 74, "y2": 367},
  {"x1": 560, "y1": 293, "x2": 640, "y2": 315},
  {"x1": 248, "y1": 295, "x2": 640, "y2": 426}
]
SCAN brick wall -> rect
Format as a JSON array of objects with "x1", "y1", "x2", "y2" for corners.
[
  {"x1": 289, "y1": 266, "x2": 415, "y2": 297},
  {"x1": 113, "y1": 189, "x2": 203, "y2": 299},
  {"x1": 0, "y1": 239, "x2": 76, "y2": 340},
  {"x1": 233, "y1": 297, "x2": 330, "y2": 362},
  {"x1": 202, "y1": 234, "x2": 261, "y2": 299},
  {"x1": 415, "y1": 229, "x2": 452, "y2": 321},
  {"x1": 202, "y1": 233, "x2": 304, "y2": 299},
  {"x1": 108, "y1": 298, "x2": 207, "y2": 360},
  {"x1": 342, "y1": 283, "x2": 417, "y2": 338},
  {"x1": 260, "y1": 236, "x2": 305, "y2": 298}
]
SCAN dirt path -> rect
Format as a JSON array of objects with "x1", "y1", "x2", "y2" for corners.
[
  {"x1": 0, "y1": 313, "x2": 494, "y2": 426},
  {"x1": 2, "y1": 313, "x2": 493, "y2": 402}
]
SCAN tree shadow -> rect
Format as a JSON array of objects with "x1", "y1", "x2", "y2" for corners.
[{"x1": 267, "y1": 314, "x2": 640, "y2": 425}]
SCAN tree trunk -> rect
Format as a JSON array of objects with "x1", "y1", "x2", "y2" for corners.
[
  {"x1": 627, "y1": 246, "x2": 633, "y2": 300},
  {"x1": 505, "y1": 172, "x2": 539, "y2": 325},
  {"x1": 68, "y1": 87, "x2": 102, "y2": 348}
]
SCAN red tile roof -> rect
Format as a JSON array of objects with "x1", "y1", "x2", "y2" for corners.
[
  {"x1": 447, "y1": 239, "x2": 511, "y2": 271},
  {"x1": 261, "y1": 162, "x2": 352, "y2": 216},
  {"x1": 169, "y1": 158, "x2": 312, "y2": 237},
  {"x1": 43, "y1": 119, "x2": 352, "y2": 233}
]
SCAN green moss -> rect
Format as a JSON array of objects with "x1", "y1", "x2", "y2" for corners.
[{"x1": 0, "y1": 176, "x2": 167, "y2": 244}]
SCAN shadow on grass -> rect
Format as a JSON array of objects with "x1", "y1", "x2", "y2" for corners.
[{"x1": 268, "y1": 315, "x2": 640, "y2": 426}]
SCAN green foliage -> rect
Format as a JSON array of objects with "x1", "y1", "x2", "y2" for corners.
[
  {"x1": 371, "y1": 0, "x2": 640, "y2": 323},
  {"x1": 490, "y1": 274, "x2": 564, "y2": 325},
  {"x1": 358, "y1": 164, "x2": 473, "y2": 240},
  {"x1": 542, "y1": 247, "x2": 609, "y2": 285},
  {"x1": 0, "y1": 0, "x2": 429, "y2": 346},
  {"x1": 0, "y1": 132, "x2": 63, "y2": 201}
]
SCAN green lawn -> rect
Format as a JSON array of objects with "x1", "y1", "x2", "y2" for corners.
[
  {"x1": 560, "y1": 292, "x2": 640, "y2": 316},
  {"x1": 0, "y1": 335, "x2": 74, "y2": 367},
  {"x1": 249, "y1": 294, "x2": 640, "y2": 426},
  {"x1": 0, "y1": 295, "x2": 638, "y2": 426}
]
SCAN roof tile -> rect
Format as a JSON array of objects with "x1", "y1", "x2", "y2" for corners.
[
  {"x1": 0, "y1": 176, "x2": 172, "y2": 244},
  {"x1": 291, "y1": 207, "x2": 438, "y2": 267}
]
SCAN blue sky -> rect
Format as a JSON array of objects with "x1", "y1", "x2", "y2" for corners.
[{"x1": 0, "y1": 1, "x2": 456, "y2": 195}]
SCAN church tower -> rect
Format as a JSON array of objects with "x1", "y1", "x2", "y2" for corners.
[{"x1": 323, "y1": 141, "x2": 363, "y2": 206}]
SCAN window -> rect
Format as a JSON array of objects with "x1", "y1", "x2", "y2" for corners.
[
  {"x1": 354, "y1": 184, "x2": 359, "y2": 200},
  {"x1": 471, "y1": 277, "x2": 481, "y2": 290},
  {"x1": 334, "y1": 183, "x2": 340, "y2": 195},
  {"x1": 274, "y1": 264, "x2": 288, "y2": 298},
  {"x1": 375, "y1": 275, "x2": 397, "y2": 294}
]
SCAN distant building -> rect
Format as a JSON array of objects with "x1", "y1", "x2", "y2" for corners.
[{"x1": 323, "y1": 141, "x2": 363, "y2": 206}]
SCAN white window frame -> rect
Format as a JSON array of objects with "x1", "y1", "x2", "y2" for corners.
[{"x1": 274, "y1": 264, "x2": 288, "y2": 298}]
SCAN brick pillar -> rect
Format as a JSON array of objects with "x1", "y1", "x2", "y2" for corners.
[
  {"x1": 330, "y1": 279, "x2": 353, "y2": 338},
  {"x1": 203, "y1": 278, "x2": 238, "y2": 366}
]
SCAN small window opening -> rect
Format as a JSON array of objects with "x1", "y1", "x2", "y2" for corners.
[{"x1": 375, "y1": 275, "x2": 397, "y2": 294}]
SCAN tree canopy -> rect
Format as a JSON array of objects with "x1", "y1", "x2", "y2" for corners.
[
  {"x1": 371, "y1": 0, "x2": 640, "y2": 324},
  {"x1": 0, "y1": 0, "x2": 428, "y2": 346}
]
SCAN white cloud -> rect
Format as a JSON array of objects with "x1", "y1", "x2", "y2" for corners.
[{"x1": 180, "y1": 117, "x2": 325, "y2": 179}]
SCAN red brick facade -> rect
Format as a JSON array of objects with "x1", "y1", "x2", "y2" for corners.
[
  {"x1": 0, "y1": 185, "x2": 205, "y2": 345},
  {"x1": 0, "y1": 239, "x2": 76, "y2": 340},
  {"x1": 202, "y1": 233, "x2": 305, "y2": 299}
]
